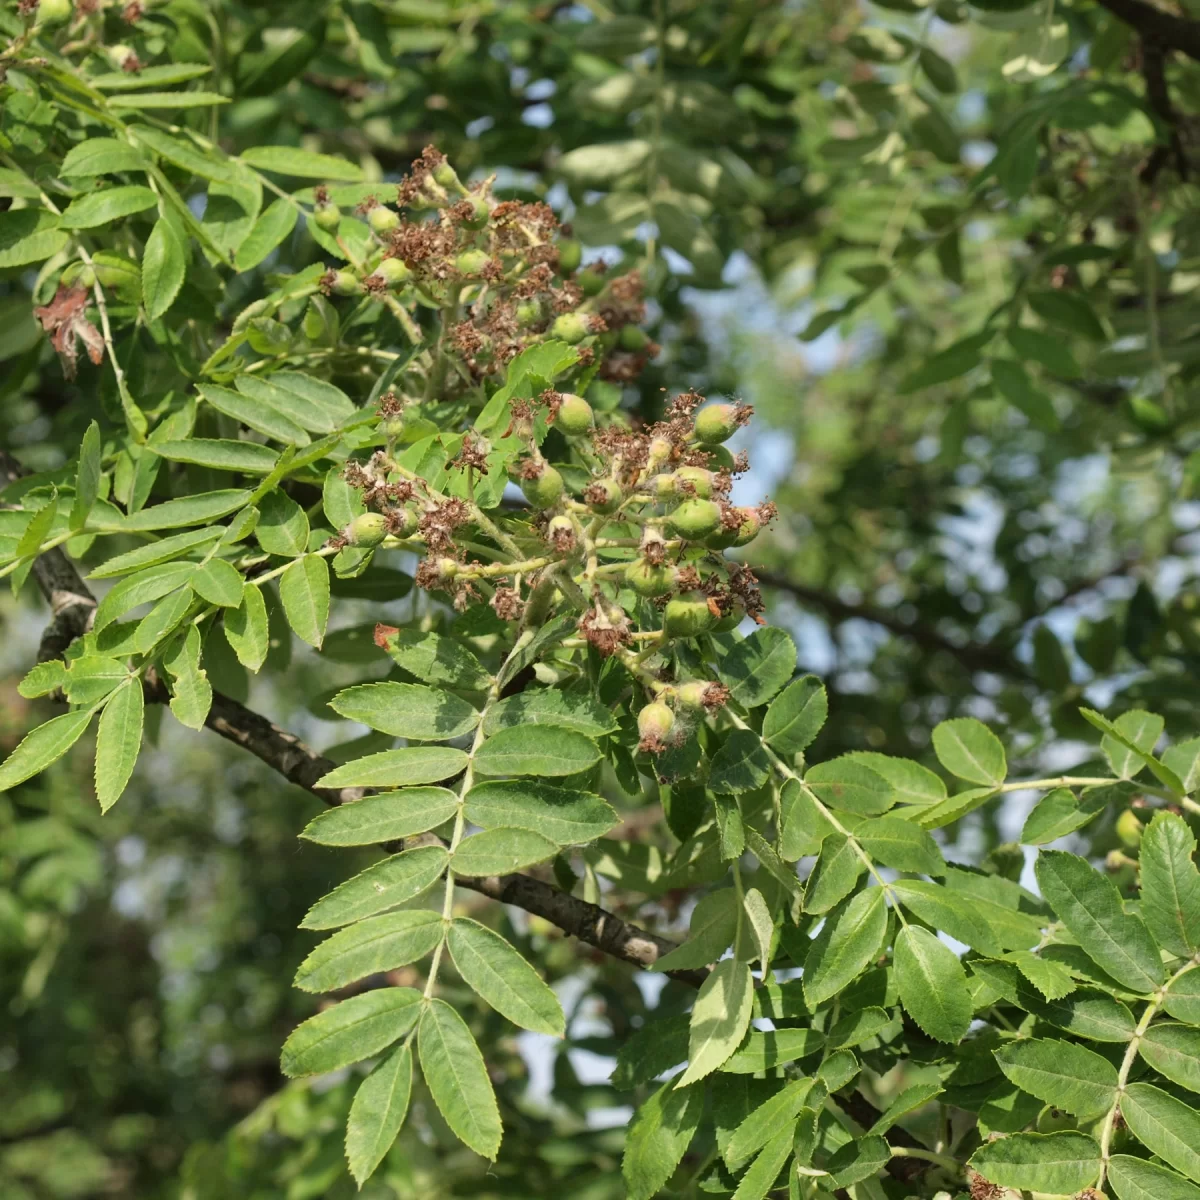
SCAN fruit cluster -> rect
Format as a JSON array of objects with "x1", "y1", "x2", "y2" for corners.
[
  {"x1": 316, "y1": 147, "x2": 657, "y2": 395},
  {"x1": 337, "y1": 386, "x2": 774, "y2": 755}
]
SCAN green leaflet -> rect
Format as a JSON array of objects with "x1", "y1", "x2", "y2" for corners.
[
  {"x1": 803, "y1": 887, "x2": 887, "y2": 1006},
  {"x1": 1101, "y1": 709, "x2": 1164, "y2": 779},
  {"x1": 376, "y1": 625, "x2": 492, "y2": 691},
  {"x1": 761, "y1": 674, "x2": 826, "y2": 754},
  {"x1": 451, "y1": 827, "x2": 559, "y2": 875},
  {"x1": 314, "y1": 748, "x2": 468, "y2": 789},
  {"x1": 417, "y1": 998, "x2": 502, "y2": 1159},
  {"x1": 804, "y1": 756, "x2": 894, "y2": 815},
  {"x1": 968, "y1": 1131, "x2": 1100, "y2": 1194},
  {"x1": 724, "y1": 1077, "x2": 813, "y2": 1168},
  {"x1": 109, "y1": 490, "x2": 252, "y2": 533},
  {"x1": 855, "y1": 815, "x2": 945, "y2": 874},
  {"x1": 234, "y1": 198, "x2": 298, "y2": 272},
  {"x1": 827, "y1": 1005, "x2": 890, "y2": 1048},
  {"x1": 151, "y1": 438, "x2": 278, "y2": 474},
  {"x1": 241, "y1": 145, "x2": 364, "y2": 180},
  {"x1": 779, "y1": 777, "x2": 837, "y2": 860},
  {"x1": 868, "y1": 1081, "x2": 943, "y2": 1134},
  {"x1": 741, "y1": 887, "x2": 774, "y2": 971},
  {"x1": 612, "y1": 1013, "x2": 690, "y2": 1092},
  {"x1": 463, "y1": 780, "x2": 618, "y2": 844},
  {"x1": 224, "y1": 584, "x2": 269, "y2": 672},
  {"x1": 993, "y1": 1037, "x2": 1118, "y2": 1117},
  {"x1": 483, "y1": 688, "x2": 618, "y2": 736},
  {"x1": 94, "y1": 562, "x2": 196, "y2": 630},
  {"x1": 279, "y1": 555, "x2": 330, "y2": 648},
  {"x1": 843, "y1": 751, "x2": 945, "y2": 806},
  {"x1": 708, "y1": 729, "x2": 771, "y2": 794},
  {"x1": 300, "y1": 788, "x2": 460, "y2": 845},
  {"x1": 803, "y1": 833, "x2": 864, "y2": 913},
  {"x1": 622, "y1": 1078, "x2": 704, "y2": 1200},
  {"x1": 1035, "y1": 850, "x2": 1164, "y2": 994},
  {"x1": 300, "y1": 845, "x2": 448, "y2": 929},
  {"x1": 199, "y1": 383, "x2": 310, "y2": 446},
  {"x1": 191, "y1": 559, "x2": 244, "y2": 608},
  {"x1": 472, "y1": 724, "x2": 600, "y2": 776},
  {"x1": 87, "y1": 527, "x2": 221, "y2": 579},
  {"x1": 446, "y1": 918, "x2": 564, "y2": 1035},
  {"x1": 652, "y1": 889, "x2": 739, "y2": 972},
  {"x1": 1021, "y1": 784, "x2": 1113, "y2": 845},
  {"x1": 731, "y1": 1126, "x2": 792, "y2": 1200},
  {"x1": 1165, "y1": 972, "x2": 1200, "y2": 1024},
  {"x1": 1029, "y1": 988, "x2": 1137, "y2": 1043},
  {"x1": 328, "y1": 682, "x2": 479, "y2": 742},
  {"x1": 70, "y1": 421, "x2": 101, "y2": 531},
  {"x1": 716, "y1": 626, "x2": 796, "y2": 708},
  {"x1": 345, "y1": 1043, "x2": 412, "y2": 1187},
  {"x1": 1005, "y1": 949, "x2": 1076, "y2": 1000},
  {"x1": 931, "y1": 716, "x2": 1006, "y2": 786},
  {"x1": 280, "y1": 987, "x2": 421, "y2": 1076},
  {"x1": 894, "y1": 925, "x2": 972, "y2": 1043},
  {"x1": 1120, "y1": 1083, "x2": 1200, "y2": 1183},
  {"x1": 143, "y1": 218, "x2": 186, "y2": 320},
  {"x1": 293, "y1": 910, "x2": 444, "y2": 992},
  {"x1": 0, "y1": 709, "x2": 94, "y2": 792},
  {"x1": 676, "y1": 958, "x2": 753, "y2": 1087},
  {"x1": 1139, "y1": 1023, "x2": 1200, "y2": 1094},
  {"x1": 1109, "y1": 1155, "x2": 1200, "y2": 1200},
  {"x1": 94, "y1": 680, "x2": 143, "y2": 812},
  {"x1": 1139, "y1": 812, "x2": 1200, "y2": 958},
  {"x1": 59, "y1": 185, "x2": 157, "y2": 229},
  {"x1": 255, "y1": 490, "x2": 310, "y2": 556}
]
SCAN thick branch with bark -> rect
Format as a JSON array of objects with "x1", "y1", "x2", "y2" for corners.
[
  {"x1": 2, "y1": 449, "x2": 694, "y2": 983},
  {"x1": 1093, "y1": 0, "x2": 1200, "y2": 63}
]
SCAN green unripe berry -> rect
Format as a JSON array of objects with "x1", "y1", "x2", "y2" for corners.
[
  {"x1": 646, "y1": 435, "x2": 673, "y2": 473},
  {"x1": 551, "y1": 312, "x2": 591, "y2": 345},
  {"x1": 36, "y1": 0, "x2": 72, "y2": 25},
  {"x1": 693, "y1": 402, "x2": 741, "y2": 445},
  {"x1": 436, "y1": 557, "x2": 459, "y2": 581},
  {"x1": 557, "y1": 238, "x2": 582, "y2": 274},
  {"x1": 62, "y1": 261, "x2": 95, "y2": 290},
  {"x1": 389, "y1": 505, "x2": 419, "y2": 538},
  {"x1": 585, "y1": 478, "x2": 622, "y2": 515},
  {"x1": 327, "y1": 269, "x2": 359, "y2": 296},
  {"x1": 372, "y1": 257, "x2": 411, "y2": 287},
  {"x1": 637, "y1": 701, "x2": 675, "y2": 746},
  {"x1": 521, "y1": 464, "x2": 564, "y2": 510},
  {"x1": 455, "y1": 249, "x2": 493, "y2": 277},
  {"x1": 313, "y1": 202, "x2": 342, "y2": 232},
  {"x1": 626, "y1": 559, "x2": 676, "y2": 598},
  {"x1": 106, "y1": 43, "x2": 135, "y2": 67},
  {"x1": 676, "y1": 681, "x2": 717, "y2": 710},
  {"x1": 676, "y1": 465, "x2": 714, "y2": 499},
  {"x1": 619, "y1": 325, "x2": 650, "y2": 352},
  {"x1": 460, "y1": 195, "x2": 490, "y2": 229},
  {"x1": 345, "y1": 513, "x2": 388, "y2": 547},
  {"x1": 1116, "y1": 808, "x2": 1143, "y2": 851},
  {"x1": 92, "y1": 252, "x2": 140, "y2": 297},
  {"x1": 432, "y1": 161, "x2": 460, "y2": 190},
  {"x1": 555, "y1": 394, "x2": 594, "y2": 437},
  {"x1": 668, "y1": 498, "x2": 721, "y2": 541},
  {"x1": 664, "y1": 594, "x2": 717, "y2": 638},
  {"x1": 578, "y1": 267, "x2": 606, "y2": 296},
  {"x1": 654, "y1": 473, "x2": 680, "y2": 502},
  {"x1": 368, "y1": 205, "x2": 400, "y2": 236},
  {"x1": 712, "y1": 600, "x2": 744, "y2": 633},
  {"x1": 516, "y1": 300, "x2": 542, "y2": 327}
]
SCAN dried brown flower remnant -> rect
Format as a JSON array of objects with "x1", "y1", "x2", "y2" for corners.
[
  {"x1": 120, "y1": 51, "x2": 142, "y2": 73},
  {"x1": 491, "y1": 587, "x2": 523, "y2": 621},
  {"x1": 449, "y1": 435, "x2": 490, "y2": 475},
  {"x1": 967, "y1": 1171, "x2": 1003, "y2": 1200},
  {"x1": 578, "y1": 604, "x2": 631, "y2": 657},
  {"x1": 418, "y1": 498, "x2": 469, "y2": 553},
  {"x1": 122, "y1": 2, "x2": 145, "y2": 21},
  {"x1": 34, "y1": 285, "x2": 104, "y2": 379},
  {"x1": 396, "y1": 145, "x2": 448, "y2": 207}
]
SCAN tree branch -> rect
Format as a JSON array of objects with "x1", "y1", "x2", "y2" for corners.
[
  {"x1": 1, "y1": 448, "x2": 697, "y2": 985},
  {"x1": 1092, "y1": 0, "x2": 1200, "y2": 62},
  {"x1": 755, "y1": 571, "x2": 1022, "y2": 676}
]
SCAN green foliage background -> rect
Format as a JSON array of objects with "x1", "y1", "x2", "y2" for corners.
[{"x1": 3, "y1": 0, "x2": 1200, "y2": 1197}]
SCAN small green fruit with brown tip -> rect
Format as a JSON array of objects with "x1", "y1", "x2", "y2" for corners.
[
  {"x1": 389, "y1": 505, "x2": 419, "y2": 537},
  {"x1": 432, "y1": 160, "x2": 460, "y2": 190},
  {"x1": 436, "y1": 557, "x2": 459, "y2": 581},
  {"x1": 327, "y1": 269, "x2": 359, "y2": 296},
  {"x1": 345, "y1": 513, "x2": 388, "y2": 548},
  {"x1": 1116, "y1": 808, "x2": 1143, "y2": 850},
  {"x1": 557, "y1": 239, "x2": 582, "y2": 274},
  {"x1": 552, "y1": 312, "x2": 591, "y2": 345},
  {"x1": 368, "y1": 206, "x2": 400, "y2": 236},
  {"x1": 668, "y1": 498, "x2": 721, "y2": 540},
  {"x1": 62, "y1": 261, "x2": 95, "y2": 290},
  {"x1": 455, "y1": 249, "x2": 492, "y2": 276},
  {"x1": 626, "y1": 559, "x2": 676, "y2": 598},
  {"x1": 646, "y1": 435, "x2": 673, "y2": 472},
  {"x1": 637, "y1": 701, "x2": 675, "y2": 746},
  {"x1": 694, "y1": 402, "x2": 741, "y2": 445},
  {"x1": 676, "y1": 681, "x2": 717, "y2": 710},
  {"x1": 585, "y1": 478, "x2": 622, "y2": 515},
  {"x1": 654, "y1": 473, "x2": 680, "y2": 502},
  {"x1": 664, "y1": 593, "x2": 717, "y2": 638},
  {"x1": 516, "y1": 300, "x2": 542, "y2": 327},
  {"x1": 313, "y1": 202, "x2": 342, "y2": 232},
  {"x1": 712, "y1": 600, "x2": 744, "y2": 633},
  {"x1": 555, "y1": 394, "x2": 593, "y2": 437},
  {"x1": 460, "y1": 195, "x2": 490, "y2": 229},
  {"x1": 675, "y1": 465, "x2": 714, "y2": 499},
  {"x1": 521, "y1": 464, "x2": 564, "y2": 510},
  {"x1": 372, "y1": 257, "x2": 411, "y2": 287}
]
